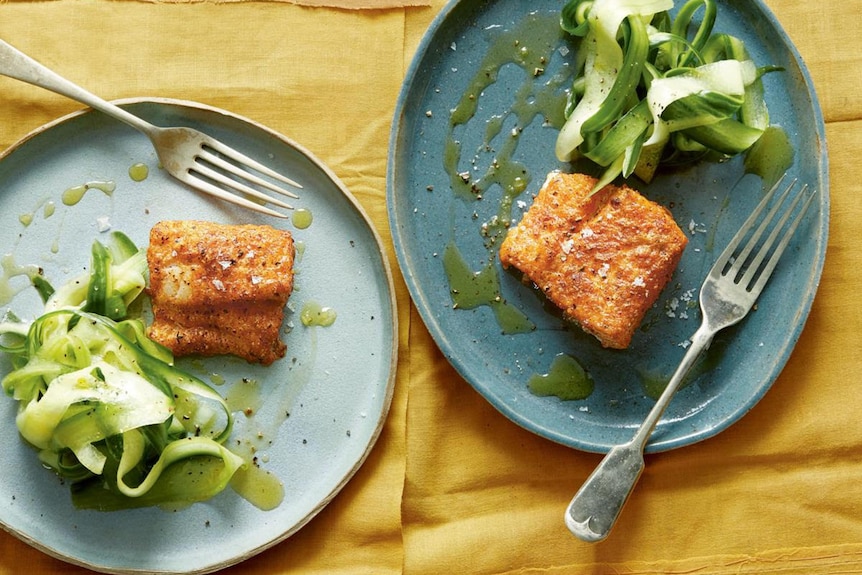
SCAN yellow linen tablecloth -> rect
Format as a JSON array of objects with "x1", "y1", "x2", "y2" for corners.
[{"x1": 0, "y1": 0, "x2": 861, "y2": 573}]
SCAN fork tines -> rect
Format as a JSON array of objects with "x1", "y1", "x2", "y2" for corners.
[
  {"x1": 187, "y1": 139, "x2": 303, "y2": 218},
  {"x1": 718, "y1": 175, "x2": 817, "y2": 293}
]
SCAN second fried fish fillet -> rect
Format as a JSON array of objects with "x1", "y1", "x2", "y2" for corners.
[{"x1": 499, "y1": 172, "x2": 687, "y2": 349}]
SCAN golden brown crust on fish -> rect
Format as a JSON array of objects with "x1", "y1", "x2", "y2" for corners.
[
  {"x1": 147, "y1": 220, "x2": 295, "y2": 365},
  {"x1": 499, "y1": 172, "x2": 687, "y2": 349}
]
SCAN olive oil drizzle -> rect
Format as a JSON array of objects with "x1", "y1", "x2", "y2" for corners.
[
  {"x1": 442, "y1": 241, "x2": 533, "y2": 334},
  {"x1": 61, "y1": 180, "x2": 116, "y2": 206},
  {"x1": 444, "y1": 12, "x2": 570, "y2": 207},
  {"x1": 441, "y1": 12, "x2": 571, "y2": 338}
]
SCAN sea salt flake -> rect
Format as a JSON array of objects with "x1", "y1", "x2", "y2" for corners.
[
  {"x1": 666, "y1": 296, "x2": 679, "y2": 317},
  {"x1": 251, "y1": 275, "x2": 263, "y2": 285},
  {"x1": 580, "y1": 227, "x2": 595, "y2": 239},
  {"x1": 96, "y1": 216, "x2": 111, "y2": 232},
  {"x1": 633, "y1": 276, "x2": 646, "y2": 287},
  {"x1": 212, "y1": 279, "x2": 226, "y2": 291},
  {"x1": 688, "y1": 219, "x2": 708, "y2": 234},
  {"x1": 598, "y1": 263, "x2": 610, "y2": 278},
  {"x1": 218, "y1": 260, "x2": 232, "y2": 270},
  {"x1": 560, "y1": 238, "x2": 575, "y2": 254}
]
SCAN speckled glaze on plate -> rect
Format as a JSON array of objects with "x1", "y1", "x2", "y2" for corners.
[
  {"x1": 0, "y1": 99, "x2": 397, "y2": 574},
  {"x1": 388, "y1": 0, "x2": 827, "y2": 454}
]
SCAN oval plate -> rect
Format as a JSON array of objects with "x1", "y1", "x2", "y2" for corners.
[
  {"x1": 387, "y1": 0, "x2": 827, "y2": 453},
  {"x1": 0, "y1": 99, "x2": 397, "y2": 573}
]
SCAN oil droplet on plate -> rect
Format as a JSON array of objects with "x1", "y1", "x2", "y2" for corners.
[
  {"x1": 528, "y1": 353, "x2": 593, "y2": 401},
  {"x1": 293, "y1": 240, "x2": 306, "y2": 263},
  {"x1": 230, "y1": 464, "x2": 284, "y2": 511},
  {"x1": 129, "y1": 162, "x2": 149, "y2": 182},
  {"x1": 300, "y1": 301, "x2": 337, "y2": 327},
  {"x1": 292, "y1": 208, "x2": 313, "y2": 230},
  {"x1": 61, "y1": 185, "x2": 87, "y2": 205}
]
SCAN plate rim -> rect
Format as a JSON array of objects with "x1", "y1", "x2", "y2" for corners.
[{"x1": 0, "y1": 97, "x2": 400, "y2": 574}]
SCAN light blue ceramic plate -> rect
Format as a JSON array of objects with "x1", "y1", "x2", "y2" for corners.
[
  {"x1": 388, "y1": 0, "x2": 827, "y2": 454},
  {"x1": 0, "y1": 99, "x2": 397, "y2": 574}
]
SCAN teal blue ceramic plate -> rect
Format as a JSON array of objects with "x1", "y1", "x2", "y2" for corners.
[
  {"x1": 0, "y1": 99, "x2": 397, "y2": 574},
  {"x1": 388, "y1": 0, "x2": 827, "y2": 454}
]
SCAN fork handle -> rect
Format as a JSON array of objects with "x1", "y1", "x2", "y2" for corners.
[
  {"x1": 565, "y1": 323, "x2": 715, "y2": 541},
  {"x1": 0, "y1": 40, "x2": 157, "y2": 136},
  {"x1": 565, "y1": 440, "x2": 645, "y2": 542}
]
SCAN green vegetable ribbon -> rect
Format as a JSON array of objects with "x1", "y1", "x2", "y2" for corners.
[
  {"x1": 556, "y1": 0, "x2": 780, "y2": 191},
  {"x1": 0, "y1": 233, "x2": 245, "y2": 510}
]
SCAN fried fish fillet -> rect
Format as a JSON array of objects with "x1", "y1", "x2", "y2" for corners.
[
  {"x1": 499, "y1": 172, "x2": 687, "y2": 349},
  {"x1": 147, "y1": 220, "x2": 295, "y2": 365}
]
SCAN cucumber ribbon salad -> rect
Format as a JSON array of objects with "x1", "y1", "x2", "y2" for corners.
[
  {"x1": 0, "y1": 232, "x2": 244, "y2": 510},
  {"x1": 556, "y1": 0, "x2": 781, "y2": 191}
]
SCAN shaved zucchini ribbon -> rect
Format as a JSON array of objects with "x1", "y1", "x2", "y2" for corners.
[
  {"x1": 556, "y1": 0, "x2": 781, "y2": 192},
  {"x1": 0, "y1": 232, "x2": 243, "y2": 510}
]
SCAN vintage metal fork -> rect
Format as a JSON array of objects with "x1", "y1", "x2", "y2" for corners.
[
  {"x1": 0, "y1": 39, "x2": 300, "y2": 218},
  {"x1": 565, "y1": 175, "x2": 817, "y2": 542}
]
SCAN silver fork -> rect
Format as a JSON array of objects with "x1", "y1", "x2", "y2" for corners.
[
  {"x1": 565, "y1": 175, "x2": 817, "y2": 542},
  {"x1": 0, "y1": 39, "x2": 300, "y2": 218}
]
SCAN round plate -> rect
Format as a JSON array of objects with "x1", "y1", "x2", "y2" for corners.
[
  {"x1": 388, "y1": 0, "x2": 827, "y2": 453},
  {"x1": 0, "y1": 99, "x2": 397, "y2": 573}
]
